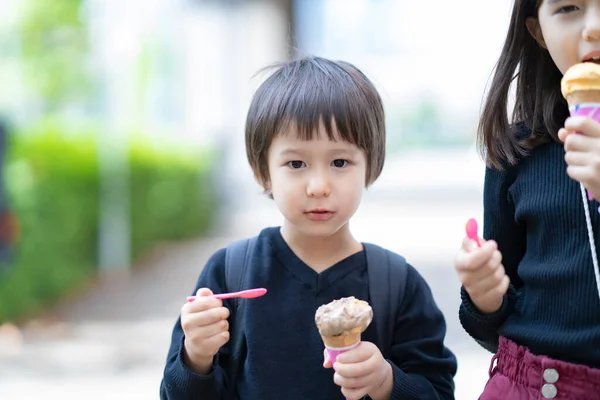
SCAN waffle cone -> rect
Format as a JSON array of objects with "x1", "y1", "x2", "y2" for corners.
[
  {"x1": 566, "y1": 90, "x2": 600, "y2": 106},
  {"x1": 320, "y1": 327, "x2": 362, "y2": 349}
]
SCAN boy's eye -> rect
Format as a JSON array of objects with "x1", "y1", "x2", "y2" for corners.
[
  {"x1": 288, "y1": 160, "x2": 305, "y2": 169},
  {"x1": 332, "y1": 159, "x2": 348, "y2": 168}
]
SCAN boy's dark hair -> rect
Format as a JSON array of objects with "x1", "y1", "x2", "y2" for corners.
[
  {"x1": 478, "y1": 0, "x2": 568, "y2": 169},
  {"x1": 245, "y1": 56, "x2": 385, "y2": 191}
]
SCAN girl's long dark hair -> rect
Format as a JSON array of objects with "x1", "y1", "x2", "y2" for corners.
[{"x1": 479, "y1": 0, "x2": 568, "y2": 168}]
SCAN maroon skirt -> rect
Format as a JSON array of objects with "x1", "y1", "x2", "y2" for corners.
[{"x1": 479, "y1": 337, "x2": 600, "y2": 399}]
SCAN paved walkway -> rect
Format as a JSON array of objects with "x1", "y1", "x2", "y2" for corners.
[{"x1": 0, "y1": 149, "x2": 492, "y2": 399}]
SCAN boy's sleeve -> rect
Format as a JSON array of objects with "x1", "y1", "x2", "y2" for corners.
[
  {"x1": 385, "y1": 264, "x2": 457, "y2": 400},
  {"x1": 458, "y1": 165, "x2": 526, "y2": 353},
  {"x1": 160, "y1": 248, "x2": 233, "y2": 400}
]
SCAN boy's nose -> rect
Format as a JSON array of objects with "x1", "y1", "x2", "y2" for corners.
[{"x1": 306, "y1": 175, "x2": 331, "y2": 197}]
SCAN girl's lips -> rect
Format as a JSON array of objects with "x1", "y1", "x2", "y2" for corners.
[{"x1": 582, "y1": 50, "x2": 600, "y2": 62}]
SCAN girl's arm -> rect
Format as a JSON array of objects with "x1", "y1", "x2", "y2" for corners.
[{"x1": 459, "y1": 165, "x2": 526, "y2": 353}]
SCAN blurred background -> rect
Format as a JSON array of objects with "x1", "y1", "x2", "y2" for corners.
[{"x1": 0, "y1": 0, "x2": 512, "y2": 398}]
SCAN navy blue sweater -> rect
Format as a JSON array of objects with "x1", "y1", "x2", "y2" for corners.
[
  {"x1": 459, "y1": 127, "x2": 600, "y2": 367},
  {"x1": 161, "y1": 227, "x2": 457, "y2": 399}
]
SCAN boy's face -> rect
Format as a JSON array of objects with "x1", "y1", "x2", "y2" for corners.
[{"x1": 266, "y1": 120, "x2": 367, "y2": 239}]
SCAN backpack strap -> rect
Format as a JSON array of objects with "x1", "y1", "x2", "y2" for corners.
[
  {"x1": 223, "y1": 237, "x2": 256, "y2": 394},
  {"x1": 364, "y1": 243, "x2": 408, "y2": 360},
  {"x1": 224, "y1": 237, "x2": 256, "y2": 294}
]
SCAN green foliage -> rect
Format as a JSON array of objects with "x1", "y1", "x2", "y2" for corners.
[
  {"x1": 0, "y1": 122, "x2": 216, "y2": 322},
  {"x1": 128, "y1": 136, "x2": 216, "y2": 259},
  {"x1": 18, "y1": 0, "x2": 91, "y2": 111}
]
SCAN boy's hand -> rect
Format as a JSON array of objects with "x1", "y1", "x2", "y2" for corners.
[
  {"x1": 560, "y1": 116, "x2": 600, "y2": 199},
  {"x1": 181, "y1": 288, "x2": 230, "y2": 375},
  {"x1": 454, "y1": 236, "x2": 509, "y2": 314},
  {"x1": 324, "y1": 342, "x2": 393, "y2": 400}
]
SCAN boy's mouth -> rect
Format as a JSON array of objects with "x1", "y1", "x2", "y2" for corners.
[
  {"x1": 305, "y1": 209, "x2": 335, "y2": 221},
  {"x1": 306, "y1": 208, "x2": 333, "y2": 214}
]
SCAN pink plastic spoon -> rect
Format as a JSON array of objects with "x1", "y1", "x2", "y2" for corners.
[
  {"x1": 186, "y1": 288, "x2": 267, "y2": 303},
  {"x1": 465, "y1": 218, "x2": 482, "y2": 248}
]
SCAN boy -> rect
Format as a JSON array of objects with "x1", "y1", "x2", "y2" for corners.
[{"x1": 160, "y1": 56, "x2": 457, "y2": 400}]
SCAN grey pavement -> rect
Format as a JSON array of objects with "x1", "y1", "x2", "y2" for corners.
[{"x1": 0, "y1": 149, "x2": 492, "y2": 399}]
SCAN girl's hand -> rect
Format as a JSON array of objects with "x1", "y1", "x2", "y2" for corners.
[
  {"x1": 454, "y1": 237, "x2": 509, "y2": 314},
  {"x1": 560, "y1": 116, "x2": 600, "y2": 199}
]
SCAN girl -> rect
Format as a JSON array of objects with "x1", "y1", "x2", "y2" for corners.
[{"x1": 454, "y1": 1, "x2": 600, "y2": 399}]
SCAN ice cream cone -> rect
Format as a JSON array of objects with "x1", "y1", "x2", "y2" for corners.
[
  {"x1": 562, "y1": 62, "x2": 600, "y2": 102},
  {"x1": 320, "y1": 326, "x2": 362, "y2": 349},
  {"x1": 315, "y1": 296, "x2": 373, "y2": 368},
  {"x1": 565, "y1": 89, "x2": 600, "y2": 106},
  {"x1": 315, "y1": 297, "x2": 373, "y2": 400},
  {"x1": 562, "y1": 63, "x2": 600, "y2": 202}
]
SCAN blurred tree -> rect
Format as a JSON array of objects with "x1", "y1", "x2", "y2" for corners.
[
  {"x1": 19, "y1": 0, "x2": 91, "y2": 114},
  {"x1": 0, "y1": 119, "x2": 18, "y2": 274}
]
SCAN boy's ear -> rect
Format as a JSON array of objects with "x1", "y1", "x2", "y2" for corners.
[
  {"x1": 261, "y1": 180, "x2": 273, "y2": 199},
  {"x1": 257, "y1": 174, "x2": 270, "y2": 192},
  {"x1": 526, "y1": 17, "x2": 547, "y2": 49}
]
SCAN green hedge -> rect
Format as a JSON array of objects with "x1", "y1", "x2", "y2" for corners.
[{"x1": 0, "y1": 122, "x2": 217, "y2": 322}]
